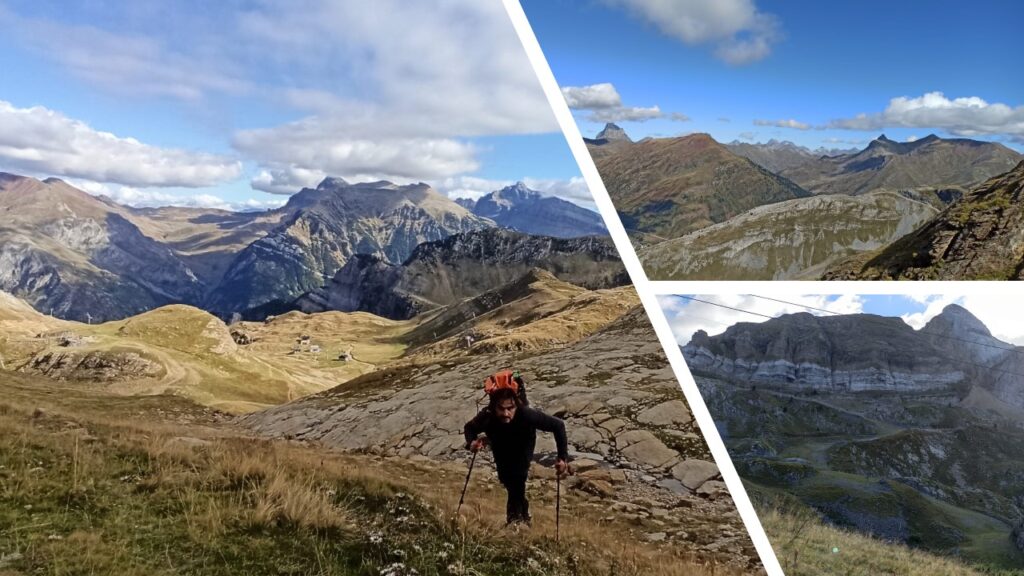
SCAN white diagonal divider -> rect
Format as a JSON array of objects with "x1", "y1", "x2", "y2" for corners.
[{"x1": 500, "y1": 1, "x2": 786, "y2": 574}]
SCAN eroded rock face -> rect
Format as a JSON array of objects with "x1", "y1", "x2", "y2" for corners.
[
  {"x1": 296, "y1": 228, "x2": 629, "y2": 319},
  {"x1": 640, "y1": 191, "x2": 938, "y2": 281},
  {"x1": 824, "y1": 161, "x2": 1024, "y2": 280},
  {"x1": 1013, "y1": 521, "x2": 1024, "y2": 552},
  {"x1": 683, "y1": 312, "x2": 964, "y2": 393},
  {"x1": 23, "y1": 349, "x2": 163, "y2": 382},
  {"x1": 208, "y1": 179, "x2": 493, "y2": 314}
]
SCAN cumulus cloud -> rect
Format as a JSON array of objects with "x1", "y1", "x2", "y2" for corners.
[
  {"x1": 659, "y1": 294, "x2": 865, "y2": 345},
  {"x1": 753, "y1": 118, "x2": 811, "y2": 130},
  {"x1": 561, "y1": 82, "x2": 687, "y2": 124},
  {"x1": 2, "y1": 1, "x2": 564, "y2": 189},
  {"x1": 603, "y1": 0, "x2": 781, "y2": 64},
  {"x1": 561, "y1": 83, "x2": 623, "y2": 110},
  {"x1": 434, "y1": 175, "x2": 597, "y2": 211},
  {"x1": 828, "y1": 92, "x2": 1024, "y2": 140},
  {"x1": 0, "y1": 101, "x2": 241, "y2": 187}
]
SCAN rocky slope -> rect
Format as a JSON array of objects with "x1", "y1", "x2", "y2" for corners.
[
  {"x1": 206, "y1": 178, "x2": 494, "y2": 314},
  {"x1": 824, "y1": 161, "x2": 1024, "y2": 280},
  {"x1": 780, "y1": 134, "x2": 1022, "y2": 196},
  {"x1": 463, "y1": 182, "x2": 607, "y2": 238},
  {"x1": 682, "y1": 305, "x2": 1024, "y2": 569},
  {"x1": 0, "y1": 174, "x2": 207, "y2": 322},
  {"x1": 588, "y1": 130, "x2": 810, "y2": 238},
  {"x1": 638, "y1": 190, "x2": 939, "y2": 280},
  {"x1": 294, "y1": 228, "x2": 630, "y2": 319},
  {"x1": 242, "y1": 307, "x2": 761, "y2": 571}
]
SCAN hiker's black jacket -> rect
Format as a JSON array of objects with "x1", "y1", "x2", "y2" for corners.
[{"x1": 463, "y1": 406, "x2": 568, "y2": 482}]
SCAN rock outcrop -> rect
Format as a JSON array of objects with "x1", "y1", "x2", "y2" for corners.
[
  {"x1": 639, "y1": 190, "x2": 938, "y2": 280},
  {"x1": 824, "y1": 161, "x2": 1024, "y2": 280},
  {"x1": 207, "y1": 179, "x2": 493, "y2": 314},
  {"x1": 295, "y1": 228, "x2": 629, "y2": 319}
]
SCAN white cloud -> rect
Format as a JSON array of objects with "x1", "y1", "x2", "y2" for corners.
[
  {"x1": 2, "y1": 1, "x2": 564, "y2": 188},
  {"x1": 0, "y1": 101, "x2": 241, "y2": 187},
  {"x1": 561, "y1": 83, "x2": 623, "y2": 109},
  {"x1": 661, "y1": 294, "x2": 865, "y2": 345},
  {"x1": 754, "y1": 118, "x2": 810, "y2": 130},
  {"x1": 829, "y1": 92, "x2": 1024, "y2": 140},
  {"x1": 589, "y1": 105, "x2": 664, "y2": 123},
  {"x1": 603, "y1": 0, "x2": 781, "y2": 65},
  {"x1": 434, "y1": 175, "x2": 596, "y2": 211},
  {"x1": 561, "y1": 82, "x2": 684, "y2": 124}
]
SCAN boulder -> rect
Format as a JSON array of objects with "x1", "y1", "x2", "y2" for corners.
[{"x1": 637, "y1": 400, "x2": 692, "y2": 426}]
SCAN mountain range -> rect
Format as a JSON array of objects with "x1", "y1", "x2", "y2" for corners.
[
  {"x1": 0, "y1": 173, "x2": 608, "y2": 321},
  {"x1": 589, "y1": 124, "x2": 1024, "y2": 279},
  {"x1": 683, "y1": 305, "x2": 1024, "y2": 569}
]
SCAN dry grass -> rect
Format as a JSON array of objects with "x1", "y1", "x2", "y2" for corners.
[
  {"x1": 758, "y1": 501, "x2": 1015, "y2": 576},
  {"x1": 0, "y1": 379, "x2": 753, "y2": 576}
]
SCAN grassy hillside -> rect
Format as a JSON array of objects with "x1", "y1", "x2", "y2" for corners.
[
  {"x1": 0, "y1": 373, "x2": 745, "y2": 576},
  {"x1": 757, "y1": 498, "x2": 1018, "y2": 576}
]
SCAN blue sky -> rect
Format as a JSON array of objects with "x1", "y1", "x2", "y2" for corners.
[
  {"x1": 0, "y1": 1, "x2": 587, "y2": 210},
  {"x1": 659, "y1": 294, "x2": 1024, "y2": 346},
  {"x1": 523, "y1": 0, "x2": 1023, "y2": 152}
]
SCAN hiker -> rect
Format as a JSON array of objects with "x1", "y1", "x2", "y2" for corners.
[{"x1": 463, "y1": 373, "x2": 570, "y2": 526}]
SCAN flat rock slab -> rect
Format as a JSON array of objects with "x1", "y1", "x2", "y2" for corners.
[
  {"x1": 671, "y1": 459, "x2": 720, "y2": 490},
  {"x1": 637, "y1": 400, "x2": 693, "y2": 426}
]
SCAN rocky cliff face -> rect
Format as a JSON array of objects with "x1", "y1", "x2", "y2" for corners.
[
  {"x1": 296, "y1": 228, "x2": 630, "y2": 319},
  {"x1": 824, "y1": 161, "x2": 1024, "y2": 280},
  {"x1": 639, "y1": 191, "x2": 938, "y2": 280},
  {"x1": 467, "y1": 182, "x2": 607, "y2": 238},
  {"x1": 683, "y1": 312, "x2": 964, "y2": 393},
  {"x1": 685, "y1": 305, "x2": 1024, "y2": 567},
  {"x1": 207, "y1": 179, "x2": 493, "y2": 314}
]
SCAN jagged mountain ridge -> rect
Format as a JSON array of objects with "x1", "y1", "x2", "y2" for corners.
[
  {"x1": 458, "y1": 182, "x2": 607, "y2": 238},
  {"x1": 205, "y1": 178, "x2": 494, "y2": 314},
  {"x1": 294, "y1": 227, "x2": 630, "y2": 319},
  {"x1": 0, "y1": 172, "x2": 610, "y2": 321},
  {"x1": 780, "y1": 134, "x2": 1022, "y2": 196}
]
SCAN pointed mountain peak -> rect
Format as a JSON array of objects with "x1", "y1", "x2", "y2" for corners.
[
  {"x1": 922, "y1": 304, "x2": 992, "y2": 338},
  {"x1": 316, "y1": 176, "x2": 349, "y2": 190},
  {"x1": 596, "y1": 123, "x2": 631, "y2": 142},
  {"x1": 877, "y1": 134, "x2": 894, "y2": 142},
  {"x1": 495, "y1": 181, "x2": 540, "y2": 200}
]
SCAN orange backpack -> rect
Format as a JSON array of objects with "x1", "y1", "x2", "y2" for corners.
[{"x1": 484, "y1": 369, "x2": 518, "y2": 396}]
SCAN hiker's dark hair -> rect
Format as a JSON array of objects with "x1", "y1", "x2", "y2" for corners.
[{"x1": 488, "y1": 387, "x2": 523, "y2": 410}]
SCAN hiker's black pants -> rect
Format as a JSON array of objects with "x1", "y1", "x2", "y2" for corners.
[{"x1": 501, "y1": 474, "x2": 529, "y2": 524}]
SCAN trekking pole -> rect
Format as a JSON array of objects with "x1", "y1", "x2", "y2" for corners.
[
  {"x1": 457, "y1": 450, "x2": 478, "y2": 516},
  {"x1": 555, "y1": 472, "x2": 561, "y2": 543}
]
